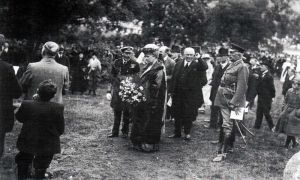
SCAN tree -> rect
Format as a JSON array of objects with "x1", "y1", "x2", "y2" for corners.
[{"x1": 141, "y1": 0, "x2": 209, "y2": 46}]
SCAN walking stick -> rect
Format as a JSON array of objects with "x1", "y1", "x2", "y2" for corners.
[
  {"x1": 240, "y1": 123, "x2": 255, "y2": 136},
  {"x1": 234, "y1": 120, "x2": 247, "y2": 145}
]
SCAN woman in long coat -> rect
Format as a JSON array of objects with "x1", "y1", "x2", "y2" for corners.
[
  {"x1": 130, "y1": 44, "x2": 166, "y2": 152},
  {"x1": 276, "y1": 74, "x2": 300, "y2": 149},
  {"x1": 70, "y1": 52, "x2": 88, "y2": 94}
]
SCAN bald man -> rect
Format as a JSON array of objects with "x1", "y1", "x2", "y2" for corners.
[{"x1": 169, "y1": 47, "x2": 208, "y2": 140}]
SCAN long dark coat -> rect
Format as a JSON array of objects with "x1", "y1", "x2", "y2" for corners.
[
  {"x1": 0, "y1": 60, "x2": 22, "y2": 133},
  {"x1": 170, "y1": 59, "x2": 208, "y2": 118},
  {"x1": 70, "y1": 58, "x2": 88, "y2": 93},
  {"x1": 130, "y1": 61, "x2": 166, "y2": 145},
  {"x1": 15, "y1": 100, "x2": 65, "y2": 155},
  {"x1": 209, "y1": 63, "x2": 229, "y2": 104}
]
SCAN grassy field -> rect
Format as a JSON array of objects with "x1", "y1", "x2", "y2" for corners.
[{"x1": 1, "y1": 79, "x2": 299, "y2": 180}]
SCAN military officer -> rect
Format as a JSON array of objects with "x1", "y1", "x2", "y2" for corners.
[
  {"x1": 213, "y1": 43, "x2": 249, "y2": 162},
  {"x1": 107, "y1": 46, "x2": 140, "y2": 138}
]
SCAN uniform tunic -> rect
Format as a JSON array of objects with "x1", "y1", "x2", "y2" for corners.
[{"x1": 214, "y1": 59, "x2": 249, "y2": 134}]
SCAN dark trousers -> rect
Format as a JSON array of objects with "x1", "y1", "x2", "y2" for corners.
[
  {"x1": 255, "y1": 97, "x2": 274, "y2": 129},
  {"x1": 0, "y1": 132, "x2": 5, "y2": 158},
  {"x1": 174, "y1": 116, "x2": 193, "y2": 136},
  {"x1": 112, "y1": 109, "x2": 130, "y2": 135},
  {"x1": 210, "y1": 105, "x2": 222, "y2": 129},
  {"x1": 15, "y1": 152, "x2": 53, "y2": 179}
]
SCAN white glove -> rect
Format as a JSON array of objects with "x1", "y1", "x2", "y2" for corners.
[{"x1": 106, "y1": 93, "x2": 112, "y2": 101}]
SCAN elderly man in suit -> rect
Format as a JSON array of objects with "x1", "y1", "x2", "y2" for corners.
[
  {"x1": 213, "y1": 43, "x2": 249, "y2": 162},
  {"x1": 20, "y1": 41, "x2": 69, "y2": 104},
  {"x1": 168, "y1": 47, "x2": 208, "y2": 141},
  {"x1": 0, "y1": 35, "x2": 22, "y2": 158}
]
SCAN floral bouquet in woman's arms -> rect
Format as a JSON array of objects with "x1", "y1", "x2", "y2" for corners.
[{"x1": 119, "y1": 77, "x2": 146, "y2": 106}]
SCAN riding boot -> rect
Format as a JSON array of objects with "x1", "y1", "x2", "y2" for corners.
[{"x1": 217, "y1": 128, "x2": 224, "y2": 154}]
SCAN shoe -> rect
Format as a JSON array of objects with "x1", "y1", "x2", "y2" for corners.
[
  {"x1": 121, "y1": 134, "x2": 128, "y2": 138},
  {"x1": 184, "y1": 134, "x2": 191, "y2": 141},
  {"x1": 108, "y1": 134, "x2": 118, "y2": 138},
  {"x1": 141, "y1": 143, "x2": 154, "y2": 153},
  {"x1": 212, "y1": 153, "x2": 227, "y2": 162},
  {"x1": 168, "y1": 134, "x2": 181, "y2": 138},
  {"x1": 132, "y1": 144, "x2": 142, "y2": 151},
  {"x1": 210, "y1": 140, "x2": 219, "y2": 144}
]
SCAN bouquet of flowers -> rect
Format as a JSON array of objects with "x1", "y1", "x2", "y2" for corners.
[{"x1": 119, "y1": 77, "x2": 146, "y2": 106}]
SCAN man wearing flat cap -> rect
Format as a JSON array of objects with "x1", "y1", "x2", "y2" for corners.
[
  {"x1": 107, "y1": 46, "x2": 140, "y2": 138},
  {"x1": 20, "y1": 41, "x2": 69, "y2": 104},
  {"x1": 169, "y1": 47, "x2": 208, "y2": 141},
  {"x1": 213, "y1": 43, "x2": 249, "y2": 162}
]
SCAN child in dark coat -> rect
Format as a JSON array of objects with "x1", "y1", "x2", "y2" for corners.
[{"x1": 15, "y1": 80, "x2": 65, "y2": 179}]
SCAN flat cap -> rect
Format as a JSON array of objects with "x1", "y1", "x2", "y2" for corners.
[{"x1": 42, "y1": 41, "x2": 59, "y2": 56}]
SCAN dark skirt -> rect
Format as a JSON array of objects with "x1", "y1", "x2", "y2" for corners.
[
  {"x1": 88, "y1": 70, "x2": 100, "y2": 91},
  {"x1": 70, "y1": 69, "x2": 87, "y2": 93},
  {"x1": 130, "y1": 103, "x2": 163, "y2": 145}
]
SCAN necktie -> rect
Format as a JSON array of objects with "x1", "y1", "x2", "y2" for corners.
[{"x1": 184, "y1": 63, "x2": 189, "y2": 70}]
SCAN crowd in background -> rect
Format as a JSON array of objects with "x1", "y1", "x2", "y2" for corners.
[{"x1": 1, "y1": 34, "x2": 300, "y2": 178}]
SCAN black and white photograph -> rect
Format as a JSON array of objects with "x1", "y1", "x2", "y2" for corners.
[{"x1": 1, "y1": 0, "x2": 300, "y2": 179}]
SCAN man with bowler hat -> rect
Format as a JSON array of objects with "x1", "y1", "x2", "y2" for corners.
[
  {"x1": 254, "y1": 60, "x2": 275, "y2": 130},
  {"x1": 209, "y1": 47, "x2": 230, "y2": 129}
]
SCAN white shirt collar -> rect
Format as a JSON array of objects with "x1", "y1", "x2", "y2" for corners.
[{"x1": 184, "y1": 60, "x2": 191, "y2": 66}]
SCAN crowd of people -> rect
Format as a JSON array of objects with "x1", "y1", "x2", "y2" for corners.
[{"x1": 1, "y1": 32, "x2": 300, "y2": 179}]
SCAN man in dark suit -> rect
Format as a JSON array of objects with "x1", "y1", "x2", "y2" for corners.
[
  {"x1": 209, "y1": 47, "x2": 230, "y2": 129},
  {"x1": 169, "y1": 47, "x2": 208, "y2": 140},
  {"x1": 106, "y1": 46, "x2": 140, "y2": 138},
  {"x1": 55, "y1": 45, "x2": 70, "y2": 70},
  {"x1": 254, "y1": 60, "x2": 276, "y2": 130},
  {"x1": 0, "y1": 35, "x2": 22, "y2": 158}
]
